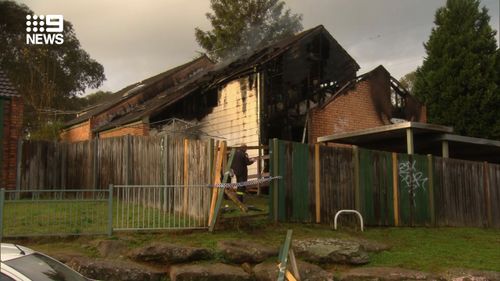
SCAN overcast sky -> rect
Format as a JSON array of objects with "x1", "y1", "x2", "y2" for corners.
[{"x1": 18, "y1": 0, "x2": 500, "y2": 96}]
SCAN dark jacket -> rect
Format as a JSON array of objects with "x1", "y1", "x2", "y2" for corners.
[{"x1": 231, "y1": 149, "x2": 253, "y2": 178}]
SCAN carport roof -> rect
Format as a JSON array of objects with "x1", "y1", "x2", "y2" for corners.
[{"x1": 317, "y1": 122, "x2": 500, "y2": 163}]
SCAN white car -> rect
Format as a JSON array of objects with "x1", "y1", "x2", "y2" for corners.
[{"x1": 1, "y1": 243, "x2": 97, "y2": 281}]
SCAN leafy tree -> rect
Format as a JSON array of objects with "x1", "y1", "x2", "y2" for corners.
[
  {"x1": 0, "y1": 0, "x2": 105, "y2": 138},
  {"x1": 413, "y1": 0, "x2": 499, "y2": 139},
  {"x1": 195, "y1": 0, "x2": 303, "y2": 61},
  {"x1": 399, "y1": 70, "x2": 417, "y2": 94}
]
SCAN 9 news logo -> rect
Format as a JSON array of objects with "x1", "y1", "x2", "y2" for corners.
[{"x1": 26, "y1": 14, "x2": 64, "y2": 45}]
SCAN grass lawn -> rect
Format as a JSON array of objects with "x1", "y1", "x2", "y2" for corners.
[
  {"x1": 360, "y1": 227, "x2": 500, "y2": 272},
  {"x1": 3, "y1": 195, "x2": 499, "y2": 273}
]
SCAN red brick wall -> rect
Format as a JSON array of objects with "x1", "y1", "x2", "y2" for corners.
[
  {"x1": 308, "y1": 69, "x2": 426, "y2": 143},
  {"x1": 60, "y1": 120, "x2": 92, "y2": 142},
  {"x1": 98, "y1": 122, "x2": 149, "y2": 139},
  {"x1": 1, "y1": 96, "x2": 23, "y2": 189}
]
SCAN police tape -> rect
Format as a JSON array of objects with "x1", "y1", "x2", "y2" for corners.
[{"x1": 209, "y1": 176, "x2": 282, "y2": 189}]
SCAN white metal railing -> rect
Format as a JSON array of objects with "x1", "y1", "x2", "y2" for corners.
[{"x1": 333, "y1": 209, "x2": 364, "y2": 232}]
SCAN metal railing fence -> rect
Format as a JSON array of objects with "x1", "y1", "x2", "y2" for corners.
[
  {"x1": 0, "y1": 184, "x2": 213, "y2": 239},
  {"x1": 0, "y1": 188, "x2": 110, "y2": 239},
  {"x1": 113, "y1": 184, "x2": 211, "y2": 231}
]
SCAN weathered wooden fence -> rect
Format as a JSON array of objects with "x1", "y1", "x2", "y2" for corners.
[
  {"x1": 269, "y1": 139, "x2": 500, "y2": 228},
  {"x1": 17, "y1": 136, "x2": 212, "y2": 189},
  {"x1": 15, "y1": 136, "x2": 214, "y2": 222}
]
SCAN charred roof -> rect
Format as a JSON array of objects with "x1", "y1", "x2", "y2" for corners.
[{"x1": 78, "y1": 25, "x2": 360, "y2": 133}]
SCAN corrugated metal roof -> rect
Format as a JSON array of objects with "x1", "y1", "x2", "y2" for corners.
[{"x1": 0, "y1": 69, "x2": 19, "y2": 98}]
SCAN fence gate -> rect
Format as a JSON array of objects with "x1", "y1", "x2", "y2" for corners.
[{"x1": 112, "y1": 185, "x2": 212, "y2": 230}]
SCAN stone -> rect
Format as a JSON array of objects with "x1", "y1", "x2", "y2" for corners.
[
  {"x1": 339, "y1": 267, "x2": 443, "y2": 281},
  {"x1": 294, "y1": 238, "x2": 370, "y2": 265},
  {"x1": 96, "y1": 240, "x2": 129, "y2": 258},
  {"x1": 170, "y1": 263, "x2": 252, "y2": 281},
  {"x1": 217, "y1": 240, "x2": 278, "y2": 264},
  {"x1": 350, "y1": 238, "x2": 392, "y2": 253},
  {"x1": 128, "y1": 243, "x2": 211, "y2": 264},
  {"x1": 441, "y1": 268, "x2": 500, "y2": 281},
  {"x1": 253, "y1": 260, "x2": 334, "y2": 281},
  {"x1": 67, "y1": 257, "x2": 165, "y2": 281}
]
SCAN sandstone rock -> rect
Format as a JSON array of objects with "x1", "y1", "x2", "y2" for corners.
[
  {"x1": 67, "y1": 257, "x2": 165, "y2": 281},
  {"x1": 442, "y1": 268, "x2": 500, "y2": 281},
  {"x1": 217, "y1": 240, "x2": 278, "y2": 263},
  {"x1": 294, "y1": 238, "x2": 370, "y2": 265},
  {"x1": 339, "y1": 267, "x2": 443, "y2": 281},
  {"x1": 350, "y1": 238, "x2": 392, "y2": 253},
  {"x1": 128, "y1": 243, "x2": 211, "y2": 264},
  {"x1": 254, "y1": 260, "x2": 334, "y2": 281},
  {"x1": 96, "y1": 240, "x2": 129, "y2": 258},
  {"x1": 170, "y1": 263, "x2": 252, "y2": 281}
]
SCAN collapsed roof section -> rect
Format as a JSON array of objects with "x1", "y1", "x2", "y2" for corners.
[
  {"x1": 64, "y1": 55, "x2": 214, "y2": 129},
  {"x1": 318, "y1": 65, "x2": 425, "y2": 122}
]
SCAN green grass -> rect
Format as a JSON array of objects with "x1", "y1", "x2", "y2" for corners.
[
  {"x1": 4, "y1": 198, "x2": 500, "y2": 273},
  {"x1": 220, "y1": 194, "x2": 269, "y2": 218},
  {"x1": 3, "y1": 199, "x2": 206, "y2": 236},
  {"x1": 359, "y1": 227, "x2": 500, "y2": 272}
]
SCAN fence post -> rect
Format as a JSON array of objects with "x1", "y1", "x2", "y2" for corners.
[
  {"x1": 272, "y1": 138, "x2": 279, "y2": 223},
  {"x1": 92, "y1": 137, "x2": 99, "y2": 189},
  {"x1": 314, "y1": 143, "x2": 321, "y2": 223},
  {"x1": 483, "y1": 161, "x2": 492, "y2": 227},
  {"x1": 0, "y1": 188, "x2": 4, "y2": 242},
  {"x1": 392, "y1": 152, "x2": 399, "y2": 226},
  {"x1": 427, "y1": 154, "x2": 435, "y2": 226},
  {"x1": 108, "y1": 184, "x2": 113, "y2": 236},
  {"x1": 353, "y1": 146, "x2": 360, "y2": 212}
]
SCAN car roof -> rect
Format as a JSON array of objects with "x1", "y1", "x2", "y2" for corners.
[{"x1": 1, "y1": 243, "x2": 35, "y2": 262}]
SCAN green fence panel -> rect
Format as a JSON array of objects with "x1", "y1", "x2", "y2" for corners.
[
  {"x1": 397, "y1": 153, "x2": 431, "y2": 226},
  {"x1": 291, "y1": 142, "x2": 310, "y2": 222},
  {"x1": 0, "y1": 98, "x2": 3, "y2": 186},
  {"x1": 278, "y1": 140, "x2": 287, "y2": 221},
  {"x1": 359, "y1": 149, "x2": 394, "y2": 226}
]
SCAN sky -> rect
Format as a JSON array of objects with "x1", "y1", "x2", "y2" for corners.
[{"x1": 17, "y1": 0, "x2": 500, "y2": 96}]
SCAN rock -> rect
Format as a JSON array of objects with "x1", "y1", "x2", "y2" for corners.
[
  {"x1": 350, "y1": 238, "x2": 391, "y2": 253},
  {"x1": 170, "y1": 263, "x2": 252, "y2": 281},
  {"x1": 339, "y1": 267, "x2": 442, "y2": 280},
  {"x1": 67, "y1": 257, "x2": 165, "y2": 281},
  {"x1": 254, "y1": 260, "x2": 334, "y2": 281},
  {"x1": 128, "y1": 243, "x2": 211, "y2": 264},
  {"x1": 294, "y1": 238, "x2": 370, "y2": 265},
  {"x1": 96, "y1": 240, "x2": 129, "y2": 258},
  {"x1": 441, "y1": 268, "x2": 500, "y2": 281},
  {"x1": 217, "y1": 240, "x2": 278, "y2": 263}
]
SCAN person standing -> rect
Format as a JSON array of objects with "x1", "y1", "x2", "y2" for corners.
[{"x1": 231, "y1": 144, "x2": 255, "y2": 202}]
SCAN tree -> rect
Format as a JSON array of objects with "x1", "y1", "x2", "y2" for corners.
[
  {"x1": 399, "y1": 70, "x2": 417, "y2": 94},
  {"x1": 413, "y1": 0, "x2": 499, "y2": 139},
  {"x1": 195, "y1": 0, "x2": 303, "y2": 61},
  {"x1": 0, "y1": 0, "x2": 105, "y2": 138}
]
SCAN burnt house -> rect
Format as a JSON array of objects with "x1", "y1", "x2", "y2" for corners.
[
  {"x1": 61, "y1": 55, "x2": 214, "y2": 141},
  {"x1": 308, "y1": 65, "x2": 427, "y2": 143},
  {"x1": 86, "y1": 25, "x2": 359, "y2": 143}
]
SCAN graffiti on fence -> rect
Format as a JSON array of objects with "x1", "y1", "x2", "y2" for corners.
[{"x1": 399, "y1": 160, "x2": 428, "y2": 206}]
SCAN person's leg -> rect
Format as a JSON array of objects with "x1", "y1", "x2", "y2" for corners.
[{"x1": 236, "y1": 175, "x2": 246, "y2": 203}]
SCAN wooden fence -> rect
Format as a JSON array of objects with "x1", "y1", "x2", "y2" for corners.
[
  {"x1": 269, "y1": 139, "x2": 500, "y2": 228},
  {"x1": 17, "y1": 135, "x2": 213, "y2": 190}
]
